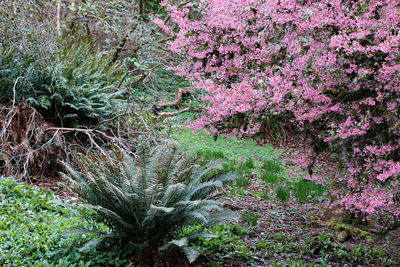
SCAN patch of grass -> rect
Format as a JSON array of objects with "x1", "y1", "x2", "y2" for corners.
[
  {"x1": 234, "y1": 158, "x2": 256, "y2": 176},
  {"x1": 295, "y1": 179, "x2": 327, "y2": 202},
  {"x1": 0, "y1": 178, "x2": 127, "y2": 266},
  {"x1": 223, "y1": 159, "x2": 238, "y2": 173},
  {"x1": 275, "y1": 185, "x2": 290, "y2": 202},
  {"x1": 174, "y1": 130, "x2": 280, "y2": 194},
  {"x1": 196, "y1": 149, "x2": 226, "y2": 161},
  {"x1": 235, "y1": 177, "x2": 251, "y2": 187},
  {"x1": 262, "y1": 159, "x2": 283, "y2": 173},
  {"x1": 261, "y1": 172, "x2": 282, "y2": 184},
  {"x1": 260, "y1": 158, "x2": 328, "y2": 203},
  {"x1": 173, "y1": 129, "x2": 328, "y2": 204},
  {"x1": 229, "y1": 188, "x2": 247, "y2": 196},
  {"x1": 261, "y1": 159, "x2": 286, "y2": 185},
  {"x1": 241, "y1": 157, "x2": 255, "y2": 169},
  {"x1": 261, "y1": 188, "x2": 271, "y2": 200},
  {"x1": 240, "y1": 211, "x2": 260, "y2": 227},
  {"x1": 173, "y1": 129, "x2": 279, "y2": 164}
]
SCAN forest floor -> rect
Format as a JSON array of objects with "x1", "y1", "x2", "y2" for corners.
[
  {"x1": 27, "y1": 118, "x2": 400, "y2": 267},
  {"x1": 170, "y1": 121, "x2": 400, "y2": 267}
]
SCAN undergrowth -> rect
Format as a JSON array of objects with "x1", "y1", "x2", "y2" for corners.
[
  {"x1": 181, "y1": 224, "x2": 393, "y2": 266},
  {"x1": 0, "y1": 178, "x2": 127, "y2": 266}
]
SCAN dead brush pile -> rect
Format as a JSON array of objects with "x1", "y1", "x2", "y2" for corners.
[
  {"x1": 0, "y1": 104, "x2": 163, "y2": 181},
  {"x1": 0, "y1": 105, "x2": 62, "y2": 179}
]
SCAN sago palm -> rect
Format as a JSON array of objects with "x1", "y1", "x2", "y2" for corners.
[{"x1": 62, "y1": 141, "x2": 238, "y2": 262}]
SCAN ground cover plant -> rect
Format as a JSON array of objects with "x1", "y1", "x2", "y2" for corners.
[
  {"x1": 173, "y1": 129, "x2": 279, "y2": 162},
  {"x1": 0, "y1": 178, "x2": 127, "y2": 266},
  {"x1": 173, "y1": 129, "x2": 327, "y2": 203}
]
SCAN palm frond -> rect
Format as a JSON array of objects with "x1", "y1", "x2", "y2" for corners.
[{"x1": 63, "y1": 142, "x2": 238, "y2": 262}]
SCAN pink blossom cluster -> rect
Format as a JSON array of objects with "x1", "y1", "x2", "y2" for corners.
[{"x1": 157, "y1": 0, "x2": 400, "y2": 218}]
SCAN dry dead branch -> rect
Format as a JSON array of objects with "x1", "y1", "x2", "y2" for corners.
[
  {"x1": 0, "y1": 104, "x2": 161, "y2": 180},
  {"x1": 152, "y1": 88, "x2": 191, "y2": 112},
  {"x1": 0, "y1": 105, "x2": 50, "y2": 180}
]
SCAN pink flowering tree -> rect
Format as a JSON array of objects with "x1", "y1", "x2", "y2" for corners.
[{"x1": 156, "y1": 0, "x2": 400, "y2": 220}]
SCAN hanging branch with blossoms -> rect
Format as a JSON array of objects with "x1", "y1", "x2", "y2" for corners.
[{"x1": 156, "y1": 0, "x2": 400, "y2": 220}]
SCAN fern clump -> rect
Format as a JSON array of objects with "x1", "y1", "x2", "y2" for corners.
[
  {"x1": 0, "y1": 40, "x2": 125, "y2": 126},
  {"x1": 47, "y1": 40, "x2": 125, "y2": 124},
  {"x1": 63, "y1": 142, "x2": 238, "y2": 263}
]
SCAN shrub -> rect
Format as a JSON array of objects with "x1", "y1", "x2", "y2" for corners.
[
  {"x1": 159, "y1": 0, "x2": 400, "y2": 219},
  {"x1": 0, "y1": 0, "x2": 57, "y2": 61},
  {"x1": 0, "y1": 40, "x2": 126, "y2": 125},
  {"x1": 63, "y1": 142, "x2": 239, "y2": 263},
  {"x1": 48, "y1": 40, "x2": 125, "y2": 124},
  {"x1": 0, "y1": 47, "x2": 53, "y2": 105}
]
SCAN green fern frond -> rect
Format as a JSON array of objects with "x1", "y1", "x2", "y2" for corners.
[{"x1": 63, "y1": 142, "x2": 238, "y2": 263}]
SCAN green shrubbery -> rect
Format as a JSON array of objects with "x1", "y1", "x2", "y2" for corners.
[
  {"x1": 0, "y1": 47, "x2": 52, "y2": 105},
  {"x1": 0, "y1": 40, "x2": 126, "y2": 125}
]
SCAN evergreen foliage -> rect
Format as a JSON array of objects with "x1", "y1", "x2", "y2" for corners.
[
  {"x1": 0, "y1": 40, "x2": 125, "y2": 125},
  {"x1": 49, "y1": 40, "x2": 125, "y2": 123},
  {"x1": 62, "y1": 142, "x2": 239, "y2": 262}
]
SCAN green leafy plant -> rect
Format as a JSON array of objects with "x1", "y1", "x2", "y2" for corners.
[
  {"x1": 46, "y1": 39, "x2": 125, "y2": 124},
  {"x1": 262, "y1": 159, "x2": 283, "y2": 174},
  {"x1": 0, "y1": 178, "x2": 127, "y2": 266},
  {"x1": 184, "y1": 224, "x2": 254, "y2": 263},
  {"x1": 240, "y1": 211, "x2": 260, "y2": 227},
  {"x1": 0, "y1": 46, "x2": 53, "y2": 105},
  {"x1": 235, "y1": 178, "x2": 251, "y2": 188},
  {"x1": 262, "y1": 172, "x2": 282, "y2": 184},
  {"x1": 197, "y1": 149, "x2": 226, "y2": 161},
  {"x1": 275, "y1": 185, "x2": 290, "y2": 202},
  {"x1": 261, "y1": 159, "x2": 285, "y2": 184},
  {"x1": 261, "y1": 188, "x2": 270, "y2": 200},
  {"x1": 240, "y1": 157, "x2": 255, "y2": 170},
  {"x1": 63, "y1": 142, "x2": 239, "y2": 263},
  {"x1": 174, "y1": 129, "x2": 279, "y2": 162},
  {"x1": 0, "y1": 39, "x2": 126, "y2": 126},
  {"x1": 295, "y1": 179, "x2": 326, "y2": 202}
]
